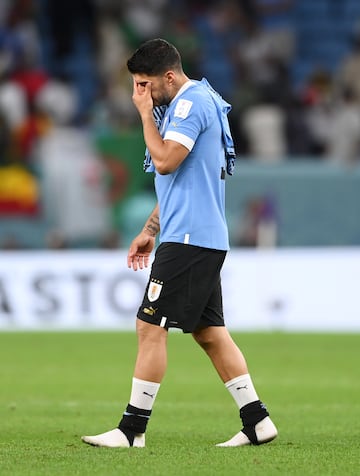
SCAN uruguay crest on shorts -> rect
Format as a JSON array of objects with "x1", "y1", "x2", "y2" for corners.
[{"x1": 148, "y1": 279, "x2": 163, "y2": 302}]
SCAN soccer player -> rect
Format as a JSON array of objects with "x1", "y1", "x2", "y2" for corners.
[{"x1": 82, "y1": 39, "x2": 277, "y2": 448}]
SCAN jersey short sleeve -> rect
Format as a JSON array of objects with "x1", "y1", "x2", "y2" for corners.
[{"x1": 163, "y1": 86, "x2": 210, "y2": 151}]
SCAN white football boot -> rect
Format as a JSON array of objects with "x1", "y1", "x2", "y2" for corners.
[
  {"x1": 216, "y1": 416, "x2": 278, "y2": 447},
  {"x1": 81, "y1": 428, "x2": 145, "y2": 448}
]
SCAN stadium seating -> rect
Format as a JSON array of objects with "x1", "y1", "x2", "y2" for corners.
[{"x1": 291, "y1": 0, "x2": 360, "y2": 87}]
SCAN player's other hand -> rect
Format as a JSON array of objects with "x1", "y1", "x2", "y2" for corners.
[{"x1": 127, "y1": 231, "x2": 155, "y2": 271}]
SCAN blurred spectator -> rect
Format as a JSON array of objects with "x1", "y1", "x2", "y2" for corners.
[
  {"x1": 242, "y1": 88, "x2": 287, "y2": 161},
  {"x1": 36, "y1": 79, "x2": 78, "y2": 125},
  {"x1": 335, "y1": 32, "x2": 360, "y2": 106},
  {"x1": 35, "y1": 80, "x2": 111, "y2": 245},
  {"x1": 234, "y1": 195, "x2": 278, "y2": 247},
  {"x1": 0, "y1": 80, "x2": 26, "y2": 129},
  {"x1": 284, "y1": 94, "x2": 313, "y2": 157},
  {"x1": 238, "y1": 32, "x2": 291, "y2": 103},
  {"x1": 256, "y1": 0, "x2": 296, "y2": 63},
  {"x1": 301, "y1": 68, "x2": 334, "y2": 156},
  {"x1": 234, "y1": 0, "x2": 294, "y2": 105},
  {"x1": 230, "y1": 0, "x2": 293, "y2": 153},
  {"x1": 11, "y1": 65, "x2": 48, "y2": 109},
  {"x1": 10, "y1": 67, "x2": 51, "y2": 163},
  {"x1": 6, "y1": 0, "x2": 41, "y2": 74},
  {"x1": 94, "y1": 7, "x2": 137, "y2": 129},
  {"x1": 327, "y1": 87, "x2": 360, "y2": 166}
]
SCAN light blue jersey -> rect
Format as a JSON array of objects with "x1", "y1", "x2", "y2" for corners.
[{"x1": 153, "y1": 79, "x2": 231, "y2": 251}]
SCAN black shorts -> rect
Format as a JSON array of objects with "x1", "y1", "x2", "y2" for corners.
[{"x1": 137, "y1": 242, "x2": 227, "y2": 333}]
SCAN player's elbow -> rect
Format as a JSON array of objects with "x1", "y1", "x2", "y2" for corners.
[
  {"x1": 155, "y1": 159, "x2": 178, "y2": 175},
  {"x1": 156, "y1": 164, "x2": 173, "y2": 175}
]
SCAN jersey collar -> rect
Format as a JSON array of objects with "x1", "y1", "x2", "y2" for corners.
[{"x1": 170, "y1": 80, "x2": 196, "y2": 105}]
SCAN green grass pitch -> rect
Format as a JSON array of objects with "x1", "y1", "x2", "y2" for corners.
[{"x1": 0, "y1": 331, "x2": 359, "y2": 475}]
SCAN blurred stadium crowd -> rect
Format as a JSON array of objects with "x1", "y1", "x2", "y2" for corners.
[{"x1": 1, "y1": 0, "x2": 360, "y2": 249}]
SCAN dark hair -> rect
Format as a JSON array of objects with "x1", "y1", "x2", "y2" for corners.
[{"x1": 127, "y1": 38, "x2": 182, "y2": 75}]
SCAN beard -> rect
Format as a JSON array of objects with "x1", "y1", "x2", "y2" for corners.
[{"x1": 153, "y1": 93, "x2": 171, "y2": 107}]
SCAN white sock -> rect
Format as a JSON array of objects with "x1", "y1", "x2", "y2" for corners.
[
  {"x1": 225, "y1": 374, "x2": 259, "y2": 409},
  {"x1": 129, "y1": 377, "x2": 160, "y2": 411}
]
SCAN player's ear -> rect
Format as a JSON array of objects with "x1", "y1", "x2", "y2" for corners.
[{"x1": 165, "y1": 71, "x2": 175, "y2": 85}]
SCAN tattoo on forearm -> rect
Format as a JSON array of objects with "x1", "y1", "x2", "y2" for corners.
[{"x1": 144, "y1": 214, "x2": 160, "y2": 236}]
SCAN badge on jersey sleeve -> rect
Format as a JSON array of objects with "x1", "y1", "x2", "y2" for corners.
[
  {"x1": 148, "y1": 279, "x2": 163, "y2": 302},
  {"x1": 174, "y1": 99, "x2": 193, "y2": 119}
]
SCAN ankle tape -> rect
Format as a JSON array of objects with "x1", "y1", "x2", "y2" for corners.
[
  {"x1": 240, "y1": 400, "x2": 269, "y2": 445},
  {"x1": 118, "y1": 404, "x2": 151, "y2": 446}
]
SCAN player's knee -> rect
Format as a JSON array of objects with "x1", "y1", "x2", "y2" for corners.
[
  {"x1": 136, "y1": 318, "x2": 168, "y2": 345},
  {"x1": 193, "y1": 326, "x2": 230, "y2": 354},
  {"x1": 192, "y1": 327, "x2": 215, "y2": 351}
]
